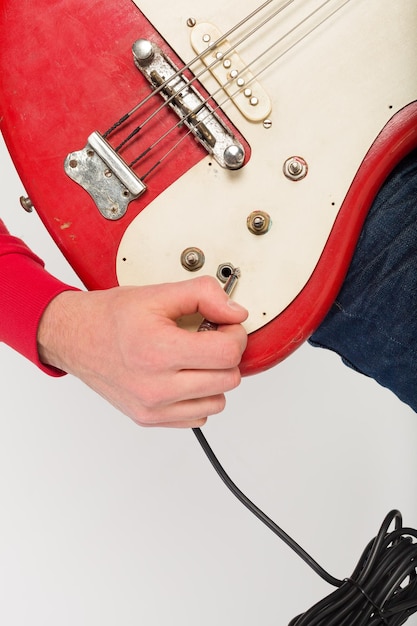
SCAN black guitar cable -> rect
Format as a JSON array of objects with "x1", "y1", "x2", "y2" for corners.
[{"x1": 192, "y1": 426, "x2": 417, "y2": 625}]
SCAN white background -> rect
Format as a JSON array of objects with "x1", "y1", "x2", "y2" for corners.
[{"x1": 1, "y1": 134, "x2": 416, "y2": 625}]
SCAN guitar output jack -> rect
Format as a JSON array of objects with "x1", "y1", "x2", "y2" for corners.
[{"x1": 217, "y1": 263, "x2": 236, "y2": 283}]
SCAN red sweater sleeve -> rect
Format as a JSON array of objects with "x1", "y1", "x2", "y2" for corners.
[{"x1": 0, "y1": 219, "x2": 79, "y2": 376}]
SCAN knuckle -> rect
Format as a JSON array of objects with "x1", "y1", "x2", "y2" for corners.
[
  {"x1": 195, "y1": 274, "x2": 222, "y2": 298},
  {"x1": 138, "y1": 384, "x2": 165, "y2": 410},
  {"x1": 133, "y1": 400, "x2": 170, "y2": 427},
  {"x1": 135, "y1": 415, "x2": 155, "y2": 428},
  {"x1": 131, "y1": 405, "x2": 157, "y2": 428},
  {"x1": 220, "y1": 338, "x2": 244, "y2": 368},
  {"x1": 226, "y1": 367, "x2": 242, "y2": 391},
  {"x1": 197, "y1": 274, "x2": 218, "y2": 289}
]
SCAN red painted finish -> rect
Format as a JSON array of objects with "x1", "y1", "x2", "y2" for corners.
[
  {"x1": 241, "y1": 102, "x2": 417, "y2": 375},
  {"x1": 1, "y1": 1, "x2": 416, "y2": 376},
  {"x1": 0, "y1": 0, "x2": 207, "y2": 288}
]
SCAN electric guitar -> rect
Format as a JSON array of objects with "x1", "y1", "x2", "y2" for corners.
[{"x1": 1, "y1": 0, "x2": 416, "y2": 375}]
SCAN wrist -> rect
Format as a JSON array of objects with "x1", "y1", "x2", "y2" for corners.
[{"x1": 37, "y1": 290, "x2": 82, "y2": 372}]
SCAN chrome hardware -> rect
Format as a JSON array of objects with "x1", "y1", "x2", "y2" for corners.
[
  {"x1": 283, "y1": 156, "x2": 308, "y2": 181},
  {"x1": 181, "y1": 247, "x2": 205, "y2": 271},
  {"x1": 217, "y1": 262, "x2": 236, "y2": 283},
  {"x1": 247, "y1": 211, "x2": 271, "y2": 235},
  {"x1": 132, "y1": 39, "x2": 154, "y2": 64},
  {"x1": 64, "y1": 132, "x2": 146, "y2": 220},
  {"x1": 132, "y1": 39, "x2": 245, "y2": 170},
  {"x1": 198, "y1": 267, "x2": 241, "y2": 332},
  {"x1": 222, "y1": 266, "x2": 241, "y2": 296},
  {"x1": 19, "y1": 196, "x2": 33, "y2": 213},
  {"x1": 223, "y1": 144, "x2": 245, "y2": 169}
]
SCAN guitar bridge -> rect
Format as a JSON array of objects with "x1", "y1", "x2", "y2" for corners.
[{"x1": 132, "y1": 39, "x2": 245, "y2": 170}]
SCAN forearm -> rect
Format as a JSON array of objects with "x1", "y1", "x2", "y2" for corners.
[{"x1": 0, "y1": 220, "x2": 78, "y2": 375}]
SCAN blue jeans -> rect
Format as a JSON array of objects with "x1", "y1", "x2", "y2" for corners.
[{"x1": 309, "y1": 149, "x2": 417, "y2": 412}]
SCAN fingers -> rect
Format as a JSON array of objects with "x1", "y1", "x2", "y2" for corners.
[
  {"x1": 104, "y1": 361, "x2": 242, "y2": 429},
  {"x1": 152, "y1": 275, "x2": 248, "y2": 325},
  {"x1": 124, "y1": 326, "x2": 246, "y2": 428},
  {"x1": 124, "y1": 278, "x2": 248, "y2": 427},
  {"x1": 96, "y1": 368, "x2": 233, "y2": 428},
  {"x1": 151, "y1": 418, "x2": 208, "y2": 429},
  {"x1": 165, "y1": 323, "x2": 247, "y2": 371},
  {"x1": 140, "y1": 364, "x2": 242, "y2": 407},
  {"x1": 131, "y1": 393, "x2": 228, "y2": 428}
]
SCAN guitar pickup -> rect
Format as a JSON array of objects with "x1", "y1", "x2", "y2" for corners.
[
  {"x1": 64, "y1": 132, "x2": 146, "y2": 220},
  {"x1": 132, "y1": 39, "x2": 245, "y2": 170},
  {"x1": 190, "y1": 22, "x2": 272, "y2": 123}
]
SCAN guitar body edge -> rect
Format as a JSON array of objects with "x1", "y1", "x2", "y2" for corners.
[{"x1": 241, "y1": 101, "x2": 417, "y2": 375}]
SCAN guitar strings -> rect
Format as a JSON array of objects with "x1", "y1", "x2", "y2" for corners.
[
  {"x1": 104, "y1": 0, "x2": 338, "y2": 153},
  {"x1": 111, "y1": 0, "x2": 295, "y2": 154},
  {"x1": 103, "y1": 0, "x2": 281, "y2": 138},
  {"x1": 128, "y1": 0, "x2": 352, "y2": 180}
]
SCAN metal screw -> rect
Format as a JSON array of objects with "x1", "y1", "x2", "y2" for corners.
[
  {"x1": 181, "y1": 247, "x2": 205, "y2": 271},
  {"x1": 253, "y1": 215, "x2": 266, "y2": 229},
  {"x1": 132, "y1": 39, "x2": 154, "y2": 65},
  {"x1": 223, "y1": 144, "x2": 245, "y2": 170},
  {"x1": 247, "y1": 211, "x2": 271, "y2": 235},
  {"x1": 283, "y1": 156, "x2": 308, "y2": 181},
  {"x1": 186, "y1": 17, "x2": 196, "y2": 27},
  {"x1": 20, "y1": 196, "x2": 34, "y2": 213},
  {"x1": 263, "y1": 119, "x2": 272, "y2": 129}
]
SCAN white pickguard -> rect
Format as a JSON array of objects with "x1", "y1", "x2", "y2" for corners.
[{"x1": 117, "y1": 0, "x2": 417, "y2": 333}]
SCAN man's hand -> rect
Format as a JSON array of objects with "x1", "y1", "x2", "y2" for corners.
[{"x1": 37, "y1": 276, "x2": 248, "y2": 427}]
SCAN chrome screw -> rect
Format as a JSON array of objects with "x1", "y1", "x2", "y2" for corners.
[
  {"x1": 223, "y1": 144, "x2": 245, "y2": 170},
  {"x1": 181, "y1": 247, "x2": 205, "y2": 271},
  {"x1": 247, "y1": 211, "x2": 271, "y2": 235},
  {"x1": 20, "y1": 196, "x2": 34, "y2": 213},
  {"x1": 283, "y1": 156, "x2": 308, "y2": 181},
  {"x1": 132, "y1": 39, "x2": 154, "y2": 65}
]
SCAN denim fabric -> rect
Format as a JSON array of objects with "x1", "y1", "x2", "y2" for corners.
[{"x1": 309, "y1": 149, "x2": 417, "y2": 411}]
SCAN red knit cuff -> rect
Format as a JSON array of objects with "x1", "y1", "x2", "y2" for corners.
[{"x1": 0, "y1": 252, "x2": 79, "y2": 376}]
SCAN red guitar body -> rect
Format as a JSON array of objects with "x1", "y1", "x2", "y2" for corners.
[{"x1": 1, "y1": 0, "x2": 416, "y2": 375}]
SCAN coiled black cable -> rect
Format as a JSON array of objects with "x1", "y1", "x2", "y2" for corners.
[{"x1": 192, "y1": 427, "x2": 417, "y2": 625}]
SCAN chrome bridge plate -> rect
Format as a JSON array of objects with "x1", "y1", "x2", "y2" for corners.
[
  {"x1": 132, "y1": 39, "x2": 245, "y2": 170},
  {"x1": 64, "y1": 132, "x2": 146, "y2": 220}
]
